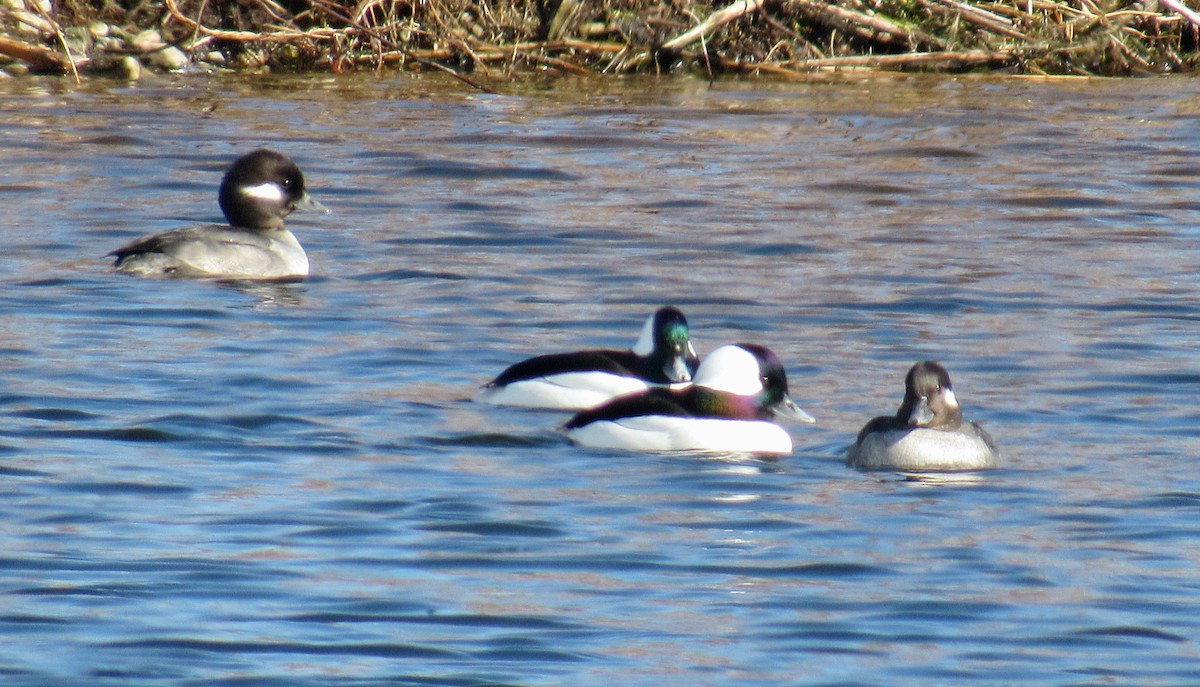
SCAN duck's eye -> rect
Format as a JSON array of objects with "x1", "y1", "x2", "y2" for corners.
[{"x1": 281, "y1": 178, "x2": 293, "y2": 188}]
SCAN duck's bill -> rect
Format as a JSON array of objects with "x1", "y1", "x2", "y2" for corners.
[
  {"x1": 663, "y1": 355, "x2": 693, "y2": 383},
  {"x1": 295, "y1": 192, "x2": 330, "y2": 214},
  {"x1": 908, "y1": 398, "x2": 934, "y2": 426},
  {"x1": 774, "y1": 397, "x2": 816, "y2": 424}
]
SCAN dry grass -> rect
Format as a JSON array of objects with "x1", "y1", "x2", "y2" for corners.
[{"x1": 3, "y1": 0, "x2": 1200, "y2": 78}]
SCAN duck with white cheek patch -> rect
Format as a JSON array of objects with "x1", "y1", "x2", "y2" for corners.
[
  {"x1": 846, "y1": 361, "x2": 998, "y2": 471},
  {"x1": 109, "y1": 149, "x2": 327, "y2": 279},
  {"x1": 480, "y1": 306, "x2": 701, "y2": 411},
  {"x1": 563, "y1": 343, "x2": 815, "y2": 455}
]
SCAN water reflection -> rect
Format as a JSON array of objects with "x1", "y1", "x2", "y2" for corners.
[{"x1": 216, "y1": 280, "x2": 308, "y2": 308}]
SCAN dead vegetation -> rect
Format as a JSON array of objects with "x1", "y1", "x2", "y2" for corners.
[{"x1": 2, "y1": 0, "x2": 1199, "y2": 79}]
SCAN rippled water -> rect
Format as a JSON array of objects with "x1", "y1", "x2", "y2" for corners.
[{"x1": 2, "y1": 72, "x2": 1199, "y2": 686}]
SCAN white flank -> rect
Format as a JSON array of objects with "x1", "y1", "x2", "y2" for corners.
[
  {"x1": 480, "y1": 372, "x2": 648, "y2": 410},
  {"x1": 168, "y1": 228, "x2": 308, "y2": 278},
  {"x1": 567, "y1": 416, "x2": 793, "y2": 455}
]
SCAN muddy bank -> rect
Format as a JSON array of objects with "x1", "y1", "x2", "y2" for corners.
[{"x1": 1, "y1": 0, "x2": 1198, "y2": 81}]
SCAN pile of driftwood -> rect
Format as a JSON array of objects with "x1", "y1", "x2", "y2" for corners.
[{"x1": 2, "y1": 0, "x2": 1198, "y2": 79}]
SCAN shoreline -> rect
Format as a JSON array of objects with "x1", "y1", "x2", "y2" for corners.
[{"x1": 2, "y1": 0, "x2": 1198, "y2": 81}]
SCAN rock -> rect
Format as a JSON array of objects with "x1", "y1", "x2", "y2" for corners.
[
  {"x1": 97, "y1": 36, "x2": 124, "y2": 52},
  {"x1": 8, "y1": 9, "x2": 54, "y2": 36},
  {"x1": 149, "y1": 45, "x2": 188, "y2": 71},
  {"x1": 130, "y1": 29, "x2": 166, "y2": 53},
  {"x1": 120, "y1": 55, "x2": 141, "y2": 80},
  {"x1": 62, "y1": 26, "x2": 93, "y2": 58}
]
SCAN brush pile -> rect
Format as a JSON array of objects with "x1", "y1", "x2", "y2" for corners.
[{"x1": 2, "y1": 0, "x2": 1198, "y2": 79}]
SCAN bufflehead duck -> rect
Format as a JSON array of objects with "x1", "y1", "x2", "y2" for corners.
[
  {"x1": 480, "y1": 306, "x2": 701, "y2": 410},
  {"x1": 846, "y1": 361, "x2": 998, "y2": 471},
  {"x1": 563, "y1": 343, "x2": 816, "y2": 454},
  {"x1": 109, "y1": 149, "x2": 327, "y2": 279}
]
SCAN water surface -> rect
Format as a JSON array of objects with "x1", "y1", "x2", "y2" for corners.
[{"x1": 1, "y1": 72, "x2": 1199, "y2": 686}]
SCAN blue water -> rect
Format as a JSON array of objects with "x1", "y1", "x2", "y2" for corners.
[{"x1": 1, "y1": 72, "x2": 1199, "y2": 686}]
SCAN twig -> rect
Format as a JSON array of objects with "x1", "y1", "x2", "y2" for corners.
[
  {"x1": 187, "y1": 0, "x2": 209, "y2": 48},
  {"x1": 253, "y1": 0, "x2": 292, "y2": 23},
  {"x1": 786, "y1": 49, "x2": 1015, "y2": 69},
  {"x1": 724, "y1": 60, "x2": 811, "y2": 77},
  {"x1": 788, "y1": 0, "x2": 947, "y2": 50},
  {"x1": 547, "y1": 0, "x2": 585, "y2": 40},
  {"x1": 164, "y1": 0, "x2": 335, "y2": 42},
  {"x1": 354, "y1": 44, "x2": 604, "y2": 69},
  {"x1": 1109, "y1": 33, "x2": 1153, "y2": 71},
  {"x1": 761, "y1": 10, "x2": 826, "y2": 59},
  {"x1": 502, "y1": 39, "x2": 626, "y2": 53},
  {"x1": 511, "y1": 49, "x2": 592, "y2": 74},
  {"x1": 918, "y1": 0, "x2": 1032, "y2": 41},
  {"x1": 661, "y1": 0, "x2": 766, "y2": 50},
  {"x1": 28, "y1": 0, "x2": 81, "y2": 82},
  {"x1": 53, "y1": 28, "x2": 81, "y2": 85},
  {"x1": 162, "y1": 0, "x2": 492, "y2": 90},
  {"x1": 981, "y1": 0, "x2": 1087, "y2": 19},
  {"x1": 676, "y1": 7, "x2": 716, "y2": 82},
  {"x1": 0, "y1": 35, "x2": 71, "y2": 72},
  {"x1": 353, "y1": 48, "x2": 453, "y2": 64},
  {"x1": 310, "y1": 0, "x2": 493, "y2": 89},
  {"x1": 1159, "y1": 0, "x2": 1200, "y2": 30}
]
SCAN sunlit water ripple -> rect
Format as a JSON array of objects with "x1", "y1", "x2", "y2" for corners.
[{"x1": 1, "y1": 73, "x2": 1198, "y2": 686}]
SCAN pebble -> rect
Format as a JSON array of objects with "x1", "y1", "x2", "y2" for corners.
[
  {"x1": 150, "y1": 46, "x2": 189, "y2": 70},
  {"x1": 7, "y1": 8, "x2": 54, "y2": 35},
  {"x1": 62, "y1": 26, "x2": 93, "y2": 58},
  {"x1": 130, "y1": 29, "x2": 166, "y2": 52},
  {"x1": 120, "y1": 55, "x2": 141, "y2": 80}
]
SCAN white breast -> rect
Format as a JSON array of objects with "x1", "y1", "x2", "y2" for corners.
[{"x1": 846, "y1": 428, "x2": 997, "y2": 471}]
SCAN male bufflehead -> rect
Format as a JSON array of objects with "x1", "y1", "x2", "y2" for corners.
[
  {"x1": 480, "y1": 306, "x2": 701, "y2": 410},
  {"x1": 563, "y1": 343, "x2": 815, "y2": 454},
  {"x1": 846, "y1": 361, "x2": 998, "y2": 471},
  {"x1": 110, "y1": 149, "x2": 326, "y2": 279}
]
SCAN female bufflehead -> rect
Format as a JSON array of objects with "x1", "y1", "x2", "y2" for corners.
[
  {"x1": 846, "y1": 361, "x2": 998, "y2": 471},
  {"x1": 563, "y1": 343, "x2": 816, "y2": 454},
  {"x1": 480, "y1": 306, "x2": 701, "y2": 410},
  {"x1": 109, "y1": 149, "x2": 326, "y2": 279}
]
